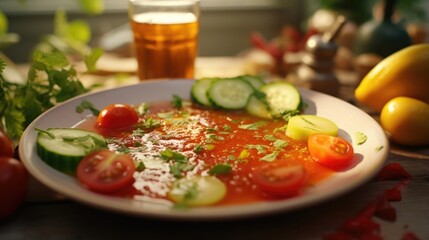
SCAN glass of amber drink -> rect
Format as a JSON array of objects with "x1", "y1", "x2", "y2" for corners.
[{"x1": 128, "y1": 0, "x2": 200, "y2": 80}]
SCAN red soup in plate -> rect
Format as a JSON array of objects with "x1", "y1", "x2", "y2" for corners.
[{"x1": 73, "y1": 100, "x2": 336, "y2": 207}]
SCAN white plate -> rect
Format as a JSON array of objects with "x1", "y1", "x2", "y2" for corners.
[{"x1": 19, "y1": 79, "x2": 389, "y2": 220}]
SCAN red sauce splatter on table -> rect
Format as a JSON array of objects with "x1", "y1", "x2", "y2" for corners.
[{"x1": 322, "y1": 163, "x2": 419, "y2": 240}]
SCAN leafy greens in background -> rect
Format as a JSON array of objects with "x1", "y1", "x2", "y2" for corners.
[
  {"x1": 0, "y1": 49, "x2": 102, "y2": 139},
  {"x1": 0, "y1": 0, "x2": 105, "y2": 139}
]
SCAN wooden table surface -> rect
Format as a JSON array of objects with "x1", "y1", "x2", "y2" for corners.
[{"x1": 1, "y1": 58, "x2": 428, "y2": 240}]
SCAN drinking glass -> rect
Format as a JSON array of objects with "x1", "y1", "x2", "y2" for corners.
[{"x1": 128, "y1": 0, "x2": 200, "y2": 80}]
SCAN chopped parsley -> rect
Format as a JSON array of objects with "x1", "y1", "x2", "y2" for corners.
[
  {"x1": 245, "y1": 144, "x2": 268, "y2": 154},
  {"x1": 238, "y1": 121, "x2": 267, "y2": 130},
  {"x1": 75, "y1": 100, "x2": 100, "y2": 116},
  {"x1": 170, "y1": 162, "x2": 195, "y2": 178},
  {"x1": 222, "y1": 124, "x2": 231, "y2": 131},
  {"x1": 159, "y1": 149, "x2": 193, "y2": 178},
  {"x1": 136, "y1": 162, "x2": 146, "y2": 171},
  {"x1": 274, "y1": 139, "x2": 288, "y2": 148},
  {"x1": 261, "y1": 150, "x2": 280, "y2": 162},
  {"x1": 264, "y1": 134, "x2": 277, "y2": 141},
  {"x1": 171, "y1": 95, "x2": 183, "y2": 109},
  {"x1": 208, "y1": 164, "x2": 232, "y2": 175},
  {"x1": 355, "y1": 131, "x2": 368, "y2": 145},
  {"x1": 193, "y1": 144, "x2": 204, "y2": 153},
  {"x1": 136, "y1": 102, "x2": 150, "y2": 116},
  {"x1": 141, "y1": 118, "x2": 161, "y2": 128},
  {"x1": 160, "y1": 148, "x2": 188, "y2": 163},
  {"x1": 375, "y1": 146, "x2": 384, "y2": 152}
]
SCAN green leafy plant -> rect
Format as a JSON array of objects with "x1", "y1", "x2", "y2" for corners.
[
  {"x1": 0, "y1": 0, "x2": 106, "y2": 139},
  {"x1": 0, "y1": 48, "x2": 102, "y2": 139}
]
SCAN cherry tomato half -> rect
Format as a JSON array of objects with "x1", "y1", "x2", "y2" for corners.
[
  {"x1": 0, "y1": 129, "x2": 14, "y2": 158},
  {"x1": 0, "y1": 157, "x2": 29, "y2": 218},
  {"x1": 252, "y1": 161, "x2": 307, "y2": 196},
  {"x1": 77, "y1": 149, "x2": 136, "y2": 193},
  {"x1": 97, "y1": 104, "x2": 139, "y2": 130},
  {"x1": 308, "y1": 134, "x2": 354, "y2": 170}
]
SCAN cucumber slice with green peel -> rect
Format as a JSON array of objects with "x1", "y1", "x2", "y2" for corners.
[
  {"x1": 246, "y1": 94, "x2": 272, "y2": 119},
  {"x1": 208, "y1": 78, "x2": 254, "y2": 109},
  {"x1": 239, "y1": 75, "x2": 265, "y2": 89},
  {"x1": 191, "y1": 78, "x2": 217, "y2": 106},
  {"x1": 260, "y1": 82, "x2": 302, "y2": 118},
  {"x1": 285, "y1": 115, "x2": 339, "y2": 141},
  {"x1": 36, "y1": 128, "x2": 107, "y2": 174}
]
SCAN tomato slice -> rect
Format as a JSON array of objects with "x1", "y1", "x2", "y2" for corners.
[
  {"x1": 76, "y1": 149, "x2": 136, "y2": 193},
  {"x1": 97, "y1": 104, "x2": 139, "y2": 130},
  {"x1": 252, "y1": 161, "x2": 307, "y2": 196},
  {"x1": 308, "y1": 134, "x2": 354, "y2": 170}
]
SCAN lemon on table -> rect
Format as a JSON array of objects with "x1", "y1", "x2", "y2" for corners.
[
  {"x1": 380, "y1": 97, "x2": 429, "y2": 146},
  {"x1": 355, "y1": 44, "x2": 429, "y2": 112}
]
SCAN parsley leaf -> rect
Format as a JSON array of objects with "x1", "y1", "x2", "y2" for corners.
[
  {"x1": 261, "y1": 151, "x2": 279, "y2": 162},
  {"x1": 238, "y1": 121, "x2": 267, "y2": 130},
  {"x1": 355, "y1": 131, "x2": 368, "y2": 145},
  {"x1": 84, "y1": 48, "x2": 103, "y2": 72},
  {"x1": 136, "y1": 162, "x2": 146, "y2": 171},
  {"x1": 76, "y1": 100, "x2": 100, "y2": 116},
  {"x1": 208, "y1": 164, "x2": 232, "y2": 175},
  {"x1": 160, "y1": 148, "x2": 188, "y2": 163},
  {"x1": 171, "y1": 95, "x2": 183, "y2": 109}
]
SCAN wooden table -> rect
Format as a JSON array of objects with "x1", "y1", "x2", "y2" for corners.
[{"x1": 1, "y1": 57, "x2": 428, "y2": 240}]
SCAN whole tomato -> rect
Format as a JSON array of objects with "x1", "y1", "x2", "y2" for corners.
[
  {"x1": 0, "y1": 157, "x2": 29, "y2": 218},
  {"x1": 0, "y1": 129, "x2": 14, "y2": 157}
]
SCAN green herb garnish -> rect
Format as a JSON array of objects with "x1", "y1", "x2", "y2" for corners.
[
  {"x1": 136, "y1": 162, "x2": 146, "y2": 171},
  {"x1": 208, "y1": 164, "x2": 232, "y2": 175},
  {"x1": 171, "y1": 95, "x2": 183, "y2": 109},
  {"x1": 375, "y1": 146, "x2": 384, "y2": 152},
  {"x1": 75, "y1": 100, "x2": 100, "y2": 116},
  {"x1": 193, "y1": 144, "x2": 204, "y2": 153},
  {"x1": 170, "y1": 162, "x2": 195, "y2": 178},
  {"x1": 261, "y1": 150, "x2": 280, "y2": 162},
  {"x1": 273, "y1": 139, "x2": 288, "y2": 148},
  {"x1": 245, "y1": 144, "x2": 268, "y2": 154},
  {"x1": 141, "y1": 118, "x2": 161, "y2": 128},
  {"x1": 136, "y1": 102, "x2": 149, "y2": 116},
  {"x1": 238, "y1": 121, "x2": 267, "y2": 130},
  {"x1": 355, "y1": 131, "x2": 368, "y2": 145},
  {"x1": 160, "y1": 148, "x2": 188, "y2": 163}
]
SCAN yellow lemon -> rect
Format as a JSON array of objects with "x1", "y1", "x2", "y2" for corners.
[
  {"x1": 380, "y1": 97, "x2": 429, "y2": 146},
  {"x1": 355, "y1": 44, "x2": 429, "y2": 112}
]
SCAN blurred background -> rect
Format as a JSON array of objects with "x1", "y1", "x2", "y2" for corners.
[
  {"x1": 0, "y1": 0, "x2": 428, "y2": 82},
  {"x1": 2, "y1": 0, "x2": 300, "y2": 63},
  {"x1": 1, "y1": 0, "x2": 426, "y2": 62}
]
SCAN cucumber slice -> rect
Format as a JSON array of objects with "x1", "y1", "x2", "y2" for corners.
[
  {"x1": 191, "y1": 78, "x2": 217, "y2": 106},
  {"x1": 246, "y1": 94, "x2": 272, "y2": 119},
  {"x1": 239, "y1": 75, "x2": 265, "y2": 89},
  {"x1": 285, "y1": 115, "x2": 339, "y2": 141},
  {"x1": 36, "y1": 128, "x2": 107, "y2": 174},
  {"x1": 260, "y1": 82, "x2": 302, "y2": 118},
  {"x1": 208, "y1": 78, "x2": 254, "y2": 109},
  {"x1": 168, "y1": 176, "x2": 227, "y2": 207}
]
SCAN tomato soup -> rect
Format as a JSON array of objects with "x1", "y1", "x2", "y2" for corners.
[{"x1": 77, "y1": 101, "x2": 334, "y2": 206}]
